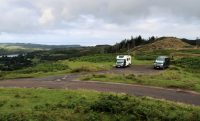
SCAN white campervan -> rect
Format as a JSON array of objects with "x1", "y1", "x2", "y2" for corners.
[{"x1": 116, "y1": 55, "x2": 131, "y2": 68}]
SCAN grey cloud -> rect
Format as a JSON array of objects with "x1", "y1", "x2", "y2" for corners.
[
  {"x1": 1, "y1": 0, "x2": 200, "y2": 30},
  {"x1": 0, "y1": 0, "x2": 199, "y2": 45}
]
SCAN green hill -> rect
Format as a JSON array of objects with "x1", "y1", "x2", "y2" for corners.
[
  {"x1": 131, "y1": 37, "x2": 192, "y2": 52},
  {"x1": 0, "y1": 43, "x2": 81, "y2": 55}
]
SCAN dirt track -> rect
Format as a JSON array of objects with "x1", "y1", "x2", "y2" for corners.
[{"x1": 1, "y1": 65, "x2": 200, "y2": 106}]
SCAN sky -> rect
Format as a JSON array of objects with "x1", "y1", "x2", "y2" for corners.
[{"x1": 0, "y1": 0, "x2": 199, "y2": 46}]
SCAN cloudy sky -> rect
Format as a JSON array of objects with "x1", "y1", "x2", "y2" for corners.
[{"x1": 0, "y1": 0, "x2": 199, "y2": 45}]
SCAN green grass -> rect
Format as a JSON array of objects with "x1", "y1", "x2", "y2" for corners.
[
  {"x1": 0, "y1": 62, "x2": 69, "y2": 79},
  {"x1": 134, "y1": 49, "x2": 200, "y2": 60},
  {"x1": 81, "y1": 66, "x2": 200, "y2": 92},
  {"x1": 132, "y1": 57, "x2": 153, "y2": 65},
  {"x1": 62, "y1": 60, "x2": 113, "y2": 71},
  {"x1": 0, "y1": 53, "x2": 153, "y2": 80},
  {"x1": 134, "y1": 50, "x2": 172, "y2": 60},
  {"x1": 70, "y1": 54, "x2": 116, "y2": 63},
  {"x1": 0, "y1": 60, "x2": 113, "y2": 80},
  {"x1": 80, "y1": 55, "x2": 200, "y2": 92},
  {"x1": 177, "y1": 49, "x2": 200, "y2": 54},
  {"x1": 0, "y1": 88, "x2": 200, "y2": 121},
  {"x1": 70, "y1": 54, "x2": 152, "y2": 65},
  {"x1": 175, "y1": 57, "x2": 200, "y2": 71}
]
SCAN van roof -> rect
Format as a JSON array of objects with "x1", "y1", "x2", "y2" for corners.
[
  {"x1": 117, "y1": 55, "x2": 131, "y2": 59},
  {"x1": 157, "y1": 56, "x2": 169, "y2": 59},
  {"x1": 117, "y1": 55, "x2": 131, "y2": 57}
]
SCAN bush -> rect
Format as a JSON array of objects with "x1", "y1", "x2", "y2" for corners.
[
  {"x1": 135, "y1": 50, "x2": 171, "y2": 60},
  {"x1": 90, "y1": 94, "x2": 125, "y2": 114},
  {"x1": 0, "y1": 100, "x2": 7, "y2": 107},
  {"x1": 92, "y1": 74, "x2": 106, "y2": 78},
  {"x1": 125, "y1": 74, "x2": 141, "y2": 83},
  {"x1": 175, "y1": 57, "x2": 200, "y2": 70},
  {"x1": 71, "y1": 54, "x2": 116, "y2": 63},
  {"x1": 16, "y1": 62, "x2": 69, "y2": 74},
  {"x1": 71, "y1": 66, "x2": 95, "y2": 73}
]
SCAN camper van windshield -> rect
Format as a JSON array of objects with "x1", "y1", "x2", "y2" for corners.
[
  {"x1": 117, "y1": 59, "x2": 124, "y2": 63},
  {"x1": 156, "y1": 57, "x2": 165, "y2": 61}
]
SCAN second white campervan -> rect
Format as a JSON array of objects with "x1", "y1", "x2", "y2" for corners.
[{"x1": 116, "y1": 55, "x2": 131, "y2": 68}]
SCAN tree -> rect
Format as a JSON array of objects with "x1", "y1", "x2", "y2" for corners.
[
  {"x1": 131, "y1": 36, "x2": 136, "y2": 48},
  {"x1": 148, "y1": 36, "x2": 156, "y2": 43},
  {"x1": 196, "y1": 37, "x2": 200, "y2": 47}
]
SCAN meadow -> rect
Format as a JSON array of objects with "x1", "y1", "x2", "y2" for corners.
[
  {"x1": 1, "y1": 36, "x2": 200, "y2": 121},
  {"x1": 0, "y1": 60, "x2": 112, "y2": 80},
  {"x1": 81, "y1": 53, "x2": 200, "y2": 92},
  {"x1": 0, "y1": 54, "x2": 151, "y2": 80},
  {"x1": 0, "y1": 88, "x2": 200, "y2": 121}
]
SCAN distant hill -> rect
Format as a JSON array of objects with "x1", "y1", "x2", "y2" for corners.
[
  {"x1": 0, "y1": 43, "x2": 81, "y2": 55},
  {"x1": 131, "y1": 37, "x2": 192, "y2": 52},
  {"x1": 0, "y1": 43, "x2": 81, "y2": 50}
]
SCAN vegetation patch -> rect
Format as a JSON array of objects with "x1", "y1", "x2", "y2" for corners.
[
  {"x1": 0, "y1": 88, "x2": 200, "y2": 121},
  {"x1": 70, "y1": 54, "x2": 116, "y2": 63},
  {"x1": 82, "y1": 74, "x2": 141, "y2": 84},
  {"x1": 134, "y1": 50, "x2": 172, "y2": 60},
  {"x1": 71, "y1": 66, "x2": 96, "y2": 73},
  {"x1": 175, "y1": 57, "x2": 200, "y2": 71},
  {"x1": 17, "y1": 62, "x2": 69, "y2": 74},
  {"x1": 82, "y1": 68, "x2": 200, "y2": 92}
]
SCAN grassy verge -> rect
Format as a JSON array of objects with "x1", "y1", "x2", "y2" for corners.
[
  {"x1": 0, "y1": 60, "x2": 113, "y2": 80},
  {"x1": 81, "y1": 66, "x2": 200, "y2": 92},
  {"x1": 81, "y1": 56, "x2": 200, "y2": 92},
  {"x1": 62, "y1": 60, "x2": 113, "y2": 72},
  {"x1": 70, "y1": 54, "x2": 153, "y2": 65},
  {"x1": 0, "y1": 88, "x2": 200, "y2": 121}
]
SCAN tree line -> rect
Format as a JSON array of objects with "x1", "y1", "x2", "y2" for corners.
[
  {"x1": 105, "y1": 36, "x2": 156, "y2": 53},
  {"x1": 0, "y1": 54, "x2": 32, "y2": 71}
]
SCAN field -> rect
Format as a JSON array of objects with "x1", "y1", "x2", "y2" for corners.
[
  {"x1": 80, "y1": 50, "x2": 200, "y2": 92},
  {"x1": 0, "y1": 88, "x2": 200, "y2": 121},
  {"x1": 0, "y1": 60, "x2": 112, "y2": 79},
  {"x1": 82, "y1": 67, "x2": 200, "y2": 92},
  {"x1": 1, "y1": 49, "x2": 200, "y2": 92},
  {"x1": 0, "y1": 54, "x2": 152, "y2": 80},
  {"x1": 0, "y1": 38, "x2": 200, "y2": 121}
]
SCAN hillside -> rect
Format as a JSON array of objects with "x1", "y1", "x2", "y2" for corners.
[
  {"x1": 132, "y1": 37, "x2": 192, "y2": 52},
  {"x1": 0, "y1": 43, "x2": 81, "y2": 50},
  {"x1": 0, "y1": 43, "x2": 81, "y2": 55}
]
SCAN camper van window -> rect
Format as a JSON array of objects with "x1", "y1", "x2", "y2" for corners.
[
  {"x1": 117, "y1": 59, "x2": 124, "y2": 63},
  {"x1": 157, "y1": 57, "x2": 165, "y2": 61},
  {"x1": 119, "y1": 55, "x2": 124, "y2": 58}
]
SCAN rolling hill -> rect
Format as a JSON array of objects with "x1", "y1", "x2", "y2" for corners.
[
  {"x1": 132, "y1": 37, "x2": 192, "y2": 52},
  {"x1": 0, "y1": 43, "x2": 81, "y2": 49},
  {"x1": 0, "y1": 43, "x2": 81, "y2": 55}
]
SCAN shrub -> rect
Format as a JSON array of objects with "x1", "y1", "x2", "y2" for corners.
[
  {"x1": 92, "y1": 74, "x2": 106, "y2": 78},
  {"x1": 71, "y1": 54, "x2": 116, "y2": 63},
  {"x1": 90, "y1": 94, "x2": 125, "y2": 114},
  {"x1": 16, "y1": 62, "x2": 69, "y2": 74},
  {"x1": 71, "y1": 66, "x2": 94, "y2": 73},
  {"x1": 85, "y1": 113, "x2": 101, "y2": 121},
  {"x1": 135, "y1": 50, "x2": 171, "y2": 60},
  {"x1": 175, "y1": 57, "x2": 200, "y2": 70},
  {"x1": 0, "y1": 100, "x2": 7, "y2": 107}
]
